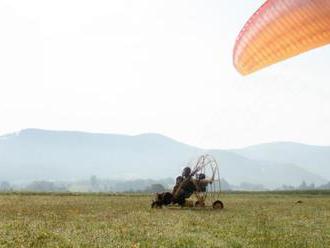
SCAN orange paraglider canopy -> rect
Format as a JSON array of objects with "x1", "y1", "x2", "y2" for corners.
[{"x1": 233, "y1": 0, "x2": 330, "y2": 75}]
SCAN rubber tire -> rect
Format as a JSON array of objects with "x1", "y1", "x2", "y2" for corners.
[
  {"x1": 195, "y1": 200, "x2": 205, "y2": 208},
  {"x1": 212, "y1": 200, "x2": 224, "y2": 209},
  {"x1": 151, "y1": 201, "x2": 162, "y2": 208}
]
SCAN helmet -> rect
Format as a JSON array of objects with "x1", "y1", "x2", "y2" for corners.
[
  {"x1": 182, "y1": 167, "x2": 191, "y2": 178},
  {"x1": 198, "y1": 173, "x2": 206, "y2": 180},
  {"x1": 176, "y1": 176, "x2": 183, "y2": 184}
]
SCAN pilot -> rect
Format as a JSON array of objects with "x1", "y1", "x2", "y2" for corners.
[
  {"x1": 172, "y1": 176, "x2": 183, "y2": 195},
  {"x1": 193, "y1": 173, "x2": 214, "y2": 192},
  {"x1": 173, "y1": 167, "x2": 215, "y2": 206},
  {"x1": 172, "y1": 167, "x2": 196, "y2": 205}
]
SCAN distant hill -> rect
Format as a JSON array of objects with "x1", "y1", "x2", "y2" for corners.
[
  {"x1": 0, "y1": 129, "x2": 198, "y2": 181},
  {"x1": 0, "y1": 129, "x2": 328, "y2": 188},
  {"x1": 210, "y1": 150, "x2": 327, "y2": 188},
  {"x1": 232, "y1": 142, "x2": 330, "y2": 181}
]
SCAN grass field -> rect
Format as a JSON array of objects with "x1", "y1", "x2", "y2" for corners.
[{"x1": 0, "y1": 192, "x2": 329, "y2": 248}]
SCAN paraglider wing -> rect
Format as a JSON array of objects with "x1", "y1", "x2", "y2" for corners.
[{"x1": 233, "y1": 0, "x2": 330, "y2": 75}]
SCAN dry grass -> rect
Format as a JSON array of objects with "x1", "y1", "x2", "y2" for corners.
[{"x1": 0, "y1": 192, "x2": 329, "y2": 247}]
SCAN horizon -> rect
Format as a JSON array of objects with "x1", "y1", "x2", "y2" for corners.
[
  {"x1": 1, "y1": 126, "x2": 329, "y2": 188},
  {"x1": 1, "y1": 127, "x2": 330, "y2": 150}
]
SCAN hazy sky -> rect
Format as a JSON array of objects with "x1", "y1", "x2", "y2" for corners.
[{"x1": 0, "y1": 0, "x2": 329, "y2": 149}]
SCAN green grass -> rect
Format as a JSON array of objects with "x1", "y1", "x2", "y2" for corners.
[{"x1": 0, "y1": 192, "x2": 329, "y2": 247}]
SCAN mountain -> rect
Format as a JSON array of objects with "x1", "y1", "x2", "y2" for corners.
[
  {"x1": 232, "y1": 142, "x2": 330, "y2": 180},
  {"x1": 0, "y1": 129, "x2": 328, "y2": 188},
  {"x1": 209, "y1": 150, "x2": 327, "y2": 188},
  {"x1": 0, "y1": 129, "x2": 198, "y2": 181}
]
